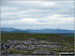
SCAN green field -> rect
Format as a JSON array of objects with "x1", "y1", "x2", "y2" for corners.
[{"x1": 1, "y1": 33, "x2": 74, "y2": 43}]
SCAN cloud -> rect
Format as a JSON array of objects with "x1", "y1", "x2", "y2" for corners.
[
  {"x1": 1, "y1": 14, "x2": 74, "y2": 30},
  {"x1": 1, "y1": 6, "x2": 18, "y2": 12},
  {"x1": 38, "y1": 14, "x2": 74, "y2": 23},
  {"x1": 1, "y1": 1, "x2": 74, "y2": 30},
  {"x1": 1, "y1": 18, "x2": 38, "y2": 25},
  {"x1": 15, "y1": 18, "x2": 38, "y2": 24},
  {"x1": 1, "y1": 1, "x2": 74, "y2": 19}
]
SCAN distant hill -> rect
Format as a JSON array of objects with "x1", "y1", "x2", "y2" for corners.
[
  {"x1": 1, "y1": 27, "x2": 74, "y2": 33},
  {"x1": 29, "y1": 29, "x2": 74, "y2": 33},
  {"x1": 1, "y1": 28, "x2": 29, "y2": 33}
]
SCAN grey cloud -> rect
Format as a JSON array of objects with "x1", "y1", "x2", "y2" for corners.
[{"x1": 1, "y1": 1, "x2": 74, "y2": 30}]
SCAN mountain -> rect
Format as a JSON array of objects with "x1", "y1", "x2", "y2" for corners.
[
  {"x1": 0, "y1": 27, "x2": 74, "y2": 33},
  {"x1": 28, "y1": 29, "x2": 74, "y2": 33},
  {"x1": 1, "y1": 28, "x2": 15, "y2": 32},
  {"x1": 1, "y1": 28, "x2": 29, "y2": 33}
]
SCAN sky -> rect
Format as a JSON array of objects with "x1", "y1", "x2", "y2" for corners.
[{"x1": 1, "y1": 0, "x2": 74, "y2": 30}]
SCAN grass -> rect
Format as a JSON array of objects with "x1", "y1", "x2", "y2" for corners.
[{"x1": 1, "y1": 33, "x2": 74, "y2": 43}]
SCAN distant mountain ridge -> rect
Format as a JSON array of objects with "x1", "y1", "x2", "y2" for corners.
[
  {"x1": 0, "y1": 27, "x2": 74, "y2": 33},
  {"x1": 1, "y1": 28, "x2": 29, "y2": 33}
]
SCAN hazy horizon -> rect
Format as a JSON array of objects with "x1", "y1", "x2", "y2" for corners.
[
  {"x1": 1, "y1": 27, "x2": 74, "y2": 31},
  {"x1": 1, "y1": 1, "x2": 74, "y2": 30}
]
